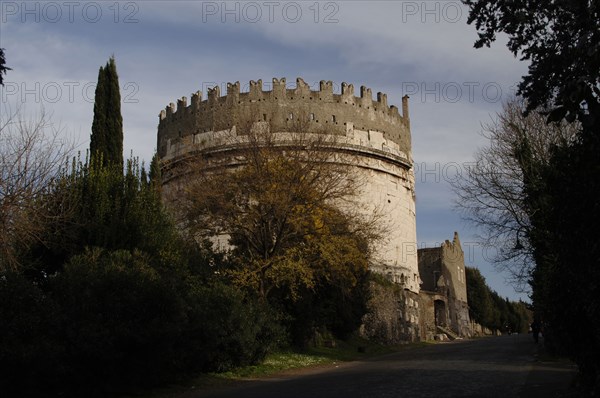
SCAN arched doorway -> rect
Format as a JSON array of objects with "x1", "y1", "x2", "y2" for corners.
[{"x1": 434, "y1": 299, "x2": 447, "y2": 327}]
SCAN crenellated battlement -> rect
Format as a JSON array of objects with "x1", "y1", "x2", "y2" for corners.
[
  {"x1": 157, "y1": 77, "x2": 412, "y2": 160},
  {"x1": 159, "y1": 77, "x2": 408, "y2": 121}
]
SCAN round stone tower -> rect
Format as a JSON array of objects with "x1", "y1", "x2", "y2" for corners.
[{"x1": 157, "y1": 77, "x2": 419, "y2": 293}]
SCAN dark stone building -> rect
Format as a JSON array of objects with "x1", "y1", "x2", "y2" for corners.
[{"x1": 418, "y1": 232, "x2": 471, "y2": 340}]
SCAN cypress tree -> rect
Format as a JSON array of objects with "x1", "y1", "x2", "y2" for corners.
[
  {"x1": 149, "y1": 153, "x2": 162, "y2": 192},
  {"x1": 90, "y1": 57, "x2": 123, "y2": 168},
  {"x1": 0, "y1": 48, "x2": 11, "y2": 86}
]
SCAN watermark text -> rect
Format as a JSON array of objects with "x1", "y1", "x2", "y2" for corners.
[
  {"x1": 1, "y1": 81, "x2": 140, "y2": 104},
  {"x1": 200, "y1": 1, "x2": 339, "y2": 23},
  {"x1": 1, "y1": 1, "x2": 140, "y2": 23},
  {"x1": 400, "y1": 1, "x2": 464, "y2": 23}
]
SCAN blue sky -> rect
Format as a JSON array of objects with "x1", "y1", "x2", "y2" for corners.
[{"x1": 0, "y1": 0, "x2": 530, "y2": 301}]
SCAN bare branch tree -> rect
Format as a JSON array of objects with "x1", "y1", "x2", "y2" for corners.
[
  {"x1": 0, "y1": 104, "x2": 76, "y2": 271},
  {"x1": 451, "y1": 98, "x2": 578, "y2": 289}
]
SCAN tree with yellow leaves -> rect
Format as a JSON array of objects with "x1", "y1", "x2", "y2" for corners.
[{"x1": 169, "y1": 122, "x2": 384, "y2": 343}]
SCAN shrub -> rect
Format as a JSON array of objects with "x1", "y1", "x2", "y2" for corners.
[
  {"x1": 1, "y1": 248, "x2": 285, "y2": 396},
  {"x1": 50, "y1": 248, "x2": 186, "y2": 393},
  {"x1": 181, "y1": 280, "x2": 285, "y2": 372},
  {"x1": 0, "y1": 272, "x2": 64, "y2": 396}
]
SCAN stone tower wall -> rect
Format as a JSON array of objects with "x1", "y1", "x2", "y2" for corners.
[
  {"x1": 417, "y1": 232, "x2": 471, "y2": 337},
  {"x1": 156, "y1": 77, "x2": 419, "y2": 293},
  {"x1": 440, "y1": 232, "x2": 471, "y2": 336},
  {"x1": 441, "y1": 232, "x2": 468, "y2": 304}
]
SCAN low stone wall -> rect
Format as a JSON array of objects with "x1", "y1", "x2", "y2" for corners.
[
  {"x1": 360, "y1": 280, "x2": 421, "y2": 344},
  {"x1": 471, "y1": 321, "x2": 498, "y2": 336}
]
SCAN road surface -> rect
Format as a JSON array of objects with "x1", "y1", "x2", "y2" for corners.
[{"x1": 185, "y1": 334, "x2": 576, "y2": 398}]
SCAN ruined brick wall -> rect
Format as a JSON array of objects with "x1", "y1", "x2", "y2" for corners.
[
  {"x1": 440, "y1": 232, "x2": 471, "y2": 337},
  {"x1": 417, "y1": 232, "x2": 472, "y2": 338},
  {"x1": 418, "y1": 292, "x2": 448, "y2": 341},
  {"x1": 360, "y1": 280, "x2": 422, "y2": 344},
  {"x1": 418, "y1": 248, "x2": 442, "y2": 292}
]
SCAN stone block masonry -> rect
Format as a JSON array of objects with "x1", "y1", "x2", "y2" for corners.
[{"x1": 157, "y1": 77, "x2": 419, "y2": 293}]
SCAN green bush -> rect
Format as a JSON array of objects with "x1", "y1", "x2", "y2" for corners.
[
  {"x1": 2, "y1": 155, "x2": 286, "y2": 394},
  {"x1": 181, "y1": 280, "x2": 285, "y2": 372},
  {"x1": 0, "y1": 272, "x2": 64, "y2": 396},
  {"x1": 50, "y1": 249, "x2": 186, "y2": 393},
  {"x1": 1, "y1": 248, "x2": 284, "y2": 396}
]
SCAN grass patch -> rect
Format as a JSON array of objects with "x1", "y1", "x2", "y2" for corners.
[
  {"x1": 217, "y1": 335, "x2": 427, "y2": 380},
  {"x1": 143, "y1": 337, "x2": 433, "y2": 397},
  {"x1": 218, "y1": 351, "x2": 333, "y2": 379}
]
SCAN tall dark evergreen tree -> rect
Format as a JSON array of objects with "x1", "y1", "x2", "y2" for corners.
[
  {"x1": 0, "y1": 48, "x2": 11, "y2": 85},
  {"x1": 149, "y1": 153, "x2": 162, "y2": 189},
  {"x1": 90, "y1": 57, "x2": 123, "y2": 168},
  {"x1": 465, "y1": 1, "x2": 600, "y2": 392}
]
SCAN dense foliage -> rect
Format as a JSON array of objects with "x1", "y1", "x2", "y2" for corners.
[
  {"x1": 465, "y1": 0, "x2": 600, "y2": 392},
  {"x1": 525, "y1": 131, "x2": 600, "y2": 390},
  {"x1": 0, "y1": 157, "x2": 282, "y2": 396},
  {"x1": 464, "y1": 0, "x2": 600, "y2": 124},
  {"x1": 465, "y1": 267, "x2": 530, "y2": 334}
]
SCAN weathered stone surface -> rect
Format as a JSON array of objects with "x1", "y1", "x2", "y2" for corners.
[
  {"x1": 418, "y1": 232, "x2": 472, "y2": 338},
  {"x1": 156, "y1": 78, "x2": 419, "y2": 293},
  {"x1": 360, "y1": 281, "x2": 421, "y2": 344}
]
